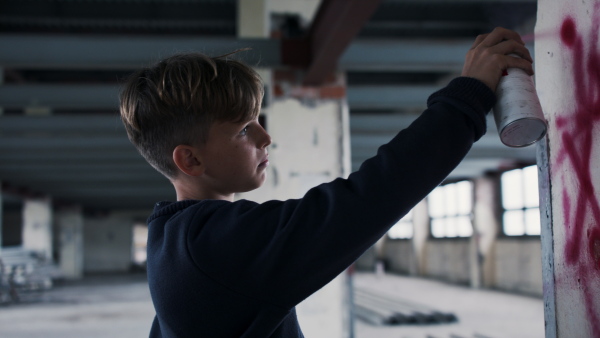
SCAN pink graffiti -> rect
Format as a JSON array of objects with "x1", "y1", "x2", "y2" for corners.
[{"x1": 556, "y1": 12, "x2": 600, "y2": 336}]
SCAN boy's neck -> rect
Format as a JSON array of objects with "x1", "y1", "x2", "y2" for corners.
[{"x1": 172, "y1": 178, "x2": 234, "y2": 202}]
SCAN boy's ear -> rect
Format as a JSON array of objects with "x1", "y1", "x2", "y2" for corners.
[{"x1": 172, "y1": 145, "x2": 204, "y2": 177}]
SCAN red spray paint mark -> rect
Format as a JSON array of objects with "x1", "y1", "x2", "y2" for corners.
[
  {"x1": 556, "y1": 12, "x2": 600, "y2": 336},
  {"x1": 561, "y1": 17, "x2": 577, "y2": 47},
  {"x1": 589, "y1": 228, "x2": 600, "y2": 270}
]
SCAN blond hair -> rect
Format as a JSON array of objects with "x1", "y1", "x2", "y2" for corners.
[{"x1": 120, "y1": 52, "x2": 264, "y2": 179}]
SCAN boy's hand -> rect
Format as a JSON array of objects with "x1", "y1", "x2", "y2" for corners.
[{"x1": 461, "y1": 27, "x2": 534, "y2": 92}]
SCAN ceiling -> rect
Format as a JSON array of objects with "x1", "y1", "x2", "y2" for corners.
[{"x1": 0, "y1": 0, "x2": 539, "y2": 211}]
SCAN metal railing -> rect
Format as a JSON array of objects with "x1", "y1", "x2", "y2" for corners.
[{"x1": 0, "y1": 247, "x2": 59, "y2": 304}]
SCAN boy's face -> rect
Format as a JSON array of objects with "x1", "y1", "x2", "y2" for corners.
[{"x1": 197, "y1": 117, "x2": 271, "y2": 196}]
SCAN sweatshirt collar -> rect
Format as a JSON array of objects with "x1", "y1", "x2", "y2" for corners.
[{"x1": 147, "y1": 200, "x2": 201, "y2": 223}]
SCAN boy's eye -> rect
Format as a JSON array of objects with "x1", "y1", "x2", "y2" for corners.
[{"x1": 240, "y1": 127, "x2": 248, "y2": 136}]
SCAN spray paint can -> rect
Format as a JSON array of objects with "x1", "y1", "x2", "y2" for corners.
[{"x1": 492, "y1": 58, "x2": 547, "y2": 147}]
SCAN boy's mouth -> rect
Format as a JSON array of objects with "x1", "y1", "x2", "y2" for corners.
[{"x1": 258, "y1": 155, "x2": 269, "y2": 168}]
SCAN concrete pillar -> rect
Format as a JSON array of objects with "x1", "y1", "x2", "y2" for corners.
[
  {"x1": 239, "y1": 74, "x2": 351, "y2": 337},
  {"x1": 22, "y1": 197, "x2": 53, "y2": 260},
  {"x1": 237, "y1": 0, "x2": 269, "y2": 38},
  {"x1": 0, "y1": 182, "x2": 3, "y2": 254},
  {"x1": 536, "y1": 1, "x2": 600, "y2": 336},
  {"x1": 84, "y1": 212, "x2": 134, "y2": 273},
  {"x1": 237, "y1": 1, "x2": 350, "y2": 336},
  {"x1": 473, "y1": 175, "x2": 501, "y2": 288},
  {"x1": 55, "y1": 206, "x2": 84, "y2": 279},
  {"x1": 410, "y1": 200, "x2": 429, "y2": 276},
  {"x1": 468, "y1": 235, "x2": 480, "y2": 289},
  {"x1": 0, "y1": 68, "x2": 4, "y2": 115}
]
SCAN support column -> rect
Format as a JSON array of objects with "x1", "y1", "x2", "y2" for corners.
[
  {"x1": 237, "y1": 1, "x2": 353, "y2": 336},
  {"x1": 237, "y1": 0, "x2": 269, "y2": 38},
  {"x1": 410, "y1": 200, "x2": 429, "y2": 276},
  {"x1": 0, "y1": 182, "x2": 3, "y2": 255},
  {"x1": 22, "y1": 197, "x2": 53, "y2": 260},
  {"x1": 0, "y1": 68, "x2": 4, "y2": 115},
  {"x1": 536, "y1": 1, "x2": 600, "y2": 336},
  {"x1": 240, "y1": 71, "x2": 351, "y2": 338},
  {"x1": 55, "y1": 206, "x2": 84, "y2": 279},
  {"x1": 473, "y1": 174, "x2": 501, "y2": 289}
]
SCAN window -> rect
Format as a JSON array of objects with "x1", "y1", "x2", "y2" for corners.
[
  {"x1": 388, "y1": 210, "x2": 413, "y2": 239},
  {"x1": 132, "y1": 222, "x2": 148, "y2": 266},
  {"x1": 501, "y1": 165, "x2": 540, "y2": 236},
  {"x1": 429, "y1": 181, "x2": 473, "y2": 238}
]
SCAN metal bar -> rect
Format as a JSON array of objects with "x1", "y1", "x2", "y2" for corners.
[
  {"x1": 0, "y1": 34, "x2": 279, "y2": 69},
  {"x1": 303, "y1": 0, "x2": 383, "y2": 85},
  {"x1": 0, "y1": 115, "x2": 125, "y2": 133},
  {"x1": 0, "y1": 34, "x2": 486, "y2": 71},
  {"x1": 0, "y1": 84, "x2": 450, "y2": 110},
  {"x1": 347, "y1": 85, "x2": 437, "y2": 110}
]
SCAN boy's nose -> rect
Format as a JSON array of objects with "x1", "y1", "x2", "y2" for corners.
[
  {"x1": 261, "y1": 132, "x2": 272, "y2": 149},
  {"x1": 258, "y1": 126, "x2": 272, "y2": 149}
]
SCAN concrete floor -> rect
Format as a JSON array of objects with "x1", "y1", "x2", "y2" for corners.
[
  {"x1": 0, "y1": 273, "x2": 155, "y2": 338},
  {"x1": 0, "y1": 272, "x2": 544, "y2": 338},
  {"x1": 353, "y1": 272, "x2": 545, "y2": 338}
]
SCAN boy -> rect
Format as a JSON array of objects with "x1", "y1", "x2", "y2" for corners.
[{"x1": 120, "y1": 27, "x2": 533, "y2": 337}]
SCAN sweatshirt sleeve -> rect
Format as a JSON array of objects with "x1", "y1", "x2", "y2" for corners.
[{"x1": 186, "y1": 77, "x2": 496, "y2": 309}]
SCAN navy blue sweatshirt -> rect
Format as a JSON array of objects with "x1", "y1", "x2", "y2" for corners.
[{"x1": 146, "y1": 77, "x2": 496, "y2": 337}]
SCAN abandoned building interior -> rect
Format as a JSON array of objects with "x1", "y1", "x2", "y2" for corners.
[{"x1": 0, "y1": 0, "x2": 598, "y2": 337}]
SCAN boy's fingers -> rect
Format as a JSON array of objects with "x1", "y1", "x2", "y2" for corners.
[
  {"x1": 470, "y1": 33, "x2": 489, "y2": 49},
  {"x1": 489, "y1": 39, "x2": 534, "y2": 63},
  {"x1": 478, "y1": 27, "x2": 526, "y2": 48},
  {"x1": 504, "y1": 55, "x2": 535, "y2": 75}
]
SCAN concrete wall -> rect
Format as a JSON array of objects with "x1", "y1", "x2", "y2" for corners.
[
  {"x1": 494, "y1": 238, "x2": 542, "y2": 296},
  {"x1": 83, "y1": 211, "x2": 147, "y2": 274},
  {"x1": 55, "y1": 206, "x2": 84, "y2": 279},
  {"x1": 536, "y1": 1, "x2": 600, "y2": 336},
  {"x1": 22, "y1": 198, "x2": 53, "y2": 260},
  {"x1": 423, "y1": 239, "x2": 471, "y2": 285},
  {"x1": 364, "y1": 175, "x2": 544, "y2": 295},
  {"x1": 382, "y1": 240, "x2": 414, "y2": 275}
]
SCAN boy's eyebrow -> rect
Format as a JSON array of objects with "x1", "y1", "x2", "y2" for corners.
[{"x1": 235, "y1": 116, "x2": 259, "y2": 125}]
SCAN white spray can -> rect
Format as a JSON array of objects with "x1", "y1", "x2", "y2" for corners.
[{"x1": 492, "y1": 57, "x2": 547, "y2": 147}]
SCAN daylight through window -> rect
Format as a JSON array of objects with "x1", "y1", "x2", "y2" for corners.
[
  {"x1": 429, "y1": 181, "x2": 473, "y2": 238},
  {"x1": 388, "y1": 210, "x2": 414, "y2": 239},
  {"x1": 501, "y1": 165, "x2": 541, "y2": 236}
]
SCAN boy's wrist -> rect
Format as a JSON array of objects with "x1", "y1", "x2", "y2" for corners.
[
  {"x1": 426, "y1": 77, "x2": 496, "y2": 141},
  {"x1": 429, "y1": 77, "x2": 496, "y2": 114}
]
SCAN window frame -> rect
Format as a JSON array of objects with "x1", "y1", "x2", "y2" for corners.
[
  {"x1": 387, "y1": 209, "x2": 414, "y2": 240},
  {"x1": 499, "y1": 165, "x2": 541, "y2": 237},
  {"x1": 427, "y1": 179, "x2": 474, "y2": 239}
]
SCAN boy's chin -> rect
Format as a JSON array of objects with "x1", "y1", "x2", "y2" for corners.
[{"x1": 238, "y1": 177, "x2": 267, "y2": 193}]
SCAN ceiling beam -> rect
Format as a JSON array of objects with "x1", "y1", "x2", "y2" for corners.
[
  {"x1": 0, "y1": 136, "x2": 131, "y2": 149},
  {"x1": 347, "y1": 85, "x2": 440, "y2": 110},
  {"x1": 0, "y1": 151, "x2": 138, "y2": 161},
  {"x1": 0, "y1": 84, "x2": 121, "y2": 109},
  {"x1": 0, "y1": 84, "x2": 457, "y2": 111},
  {"x1": 302, "y1": 0, "x2": 382, "y2": 85},
  {"x1": 350, "y1": 113, "x2": 500, "y2": 133},
  {"x1": 0, "y1": 34, "x2": 492, "y2": 72},
  {"x1": 3, "y1": 171, "x2": 162, "y2": 182},
  {"x1": 0, "y1": 34, "x2": 279, "y2": 69},
  {"x1": 0, "y1": 115, "x2": 125, "y2": 132},
  {"x1": 342, "y1": 39, "x2": 534, "y2": 72}
]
